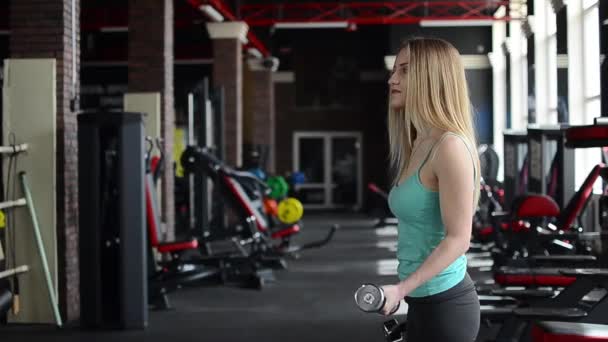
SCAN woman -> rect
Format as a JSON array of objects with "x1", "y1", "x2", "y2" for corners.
[{"x1": 381, "y1": 38, "x2": 481, "y2": 341}]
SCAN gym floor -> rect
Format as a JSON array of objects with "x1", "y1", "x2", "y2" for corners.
[{"x1": 0, "y1": 213, "x2": 496, "y2": 342}]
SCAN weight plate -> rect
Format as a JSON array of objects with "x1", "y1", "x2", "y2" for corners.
[
  {"x1": 354, "y1": 284, "x2": 384, "y2": 312},
  {"x1": 277, "y1": 197, "x2": 304, "y2": 224}
]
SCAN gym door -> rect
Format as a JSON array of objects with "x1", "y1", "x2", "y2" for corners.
[{"x1": 293, "y1": 132, "x2": 362, "y2": 210}]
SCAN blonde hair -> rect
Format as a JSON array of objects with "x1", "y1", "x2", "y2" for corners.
[{"x1": 388, "y1": 37, "x2": 481, "y2": 207}]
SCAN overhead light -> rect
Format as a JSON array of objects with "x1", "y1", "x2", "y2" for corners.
[
  {"x1": 247, "y1": 48, "x2": 263, "y2": 59},
  {"x1": 419, "y1": 19, "x2": 495, "y2": 27},
  {"x1": 273, "y1": 22, "x2": 349, "y2": 29},
  {"x1": 604, "y1": 19, "x2": 608, "y2": 26},
  {"x1": 384, "y1": 55, "x2": 396, "y2": 71},
  {"x1": 494, "y1": 5, "x2": 507, "y2": 18},
  {"x1": 557, "y1": 54, "x2": 568, "y2": 68},
  {"x1": 199, "y1": 4, "x2": 224, "y2": 22},
  {"x1": 460, "y1": 55, "x2": 491, "y2": 69},
  {"x1": 0, "y1": 30, "x2": 9, "y2": 35}
]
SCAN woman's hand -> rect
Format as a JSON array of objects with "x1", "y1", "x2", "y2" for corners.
[{"x1": 380, "y1": 284, "x2": 408, "y2": 316}]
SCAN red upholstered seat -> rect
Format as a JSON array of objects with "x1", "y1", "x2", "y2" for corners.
[
  {"x1": 271, "y1": 225, "x2": 301, "y2": 239},
  {"x1": 513, "y1": 195, "x2": 560, "y2": 218},
  {"x1": 479, "y1": 226, "x2": 494, "y2": 237},
  {"x1": 507, "y1": 165, "x2": 605, "y2": 233},
  {"x1": 147, "y1": 175, "x2": 199, "y2": 254},
  {"x1": 494, "y1": 267, "x2": 577, "y2": 287},
  {"x1": 157, "y1": 239, "x2": 199, "y2": 254},
  {"x1": 533, "y1": 321, "x2": 608, "y2": 342}
]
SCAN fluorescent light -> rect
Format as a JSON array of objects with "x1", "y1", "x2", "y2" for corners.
[
  {"x1": 0, "y1": 30, "x2": 9, "y2": 35},
  {"x1": 199, "y1": 4, "x2": 224, "y2": 22},
  {"x1": 384, "y1": 55, "x2": 396, "y2": 71},
  {"x1": 557, "y1": 54, "x2": 568, "y2": 68},
  {"x1": 461, "y1": 55, "x2": 491, "y2": 69},
  {"x1": 247, "y1": 48, "x2": 263, "y2": 58},
  {"x1": 419, "y1": 19, "x2": 495, "y2": 27},
  {"x1": 274, "y1": 22, "x2": 349, "y2": 29},
  {"x1": 604, "y1": 19, "x2": 608, "y2": 26},
  {"x1": 100, "y1": 26, "x2": 128, "y2": 33},
  {"x1": 494, "y1": 5, "x2": 507, "y2": 18}
]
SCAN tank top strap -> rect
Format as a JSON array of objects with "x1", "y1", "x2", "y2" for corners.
[
  {"x1": 418, "y1": 132, "x2": 477, "y2": 183},
  {"x1": 417, "y1": 132, "x2": 455, "y2": 172}
]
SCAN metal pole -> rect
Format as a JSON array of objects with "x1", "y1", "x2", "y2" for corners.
[
  {"x1": 188, "y1": 93, "x2": 196, "y2": 232},
  {"x1": 194, "y1": 79, "x2": 210, "y2": 239},
  {"x1": 213, "y1": 86, "x2": 226, "y2": 233},
  {"x1": 19, "y1": 172, "x2": 62, "y2": 327}
]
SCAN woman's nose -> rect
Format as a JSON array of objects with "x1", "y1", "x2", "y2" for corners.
[{"x1": 388, "y1": 72, "x2": 398, "y2": 86}]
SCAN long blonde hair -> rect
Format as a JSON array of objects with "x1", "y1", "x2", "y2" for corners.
[{"x1": 388, "y1": 37, "x2": 481, "y2": 207}]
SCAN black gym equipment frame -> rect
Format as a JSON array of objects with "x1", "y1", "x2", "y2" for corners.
[
  {"x1": 192, "y1": 79, "x2": 229, "y2": 244},
  {"x1": 526, "y1": 124, "x2": 575, "y2": 210},
  {"x1": 181, "y1": 146, "x2": 337, "y2": 258},
  {"x1": 78, "y1": 111, "x2": 147, "y2": 330},
  {"x1": 503, "y1": 130, "x2": 528, "y2": 209}
]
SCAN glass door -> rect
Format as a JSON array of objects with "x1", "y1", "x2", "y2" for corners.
[
  {"x1": 331, "y1": 136, "x2": 361, "y2": 209},
  {"x1": 294, "y1": 136, "x2": 326, "y2": 207},
  {"x1": 294, "y1": 132, "x2": 362, "y2": 210}
]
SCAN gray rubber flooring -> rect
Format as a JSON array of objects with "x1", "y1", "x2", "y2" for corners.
[{"x1": 0, "y1": 213, "x2": 498, "y2": 341}]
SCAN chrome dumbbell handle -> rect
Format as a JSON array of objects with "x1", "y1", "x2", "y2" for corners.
[{"x1": 355, "y1": 284, "x2": 400, "y2": 314}]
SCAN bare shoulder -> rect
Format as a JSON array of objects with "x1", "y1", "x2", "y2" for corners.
[{"x1": 431, "y1": 134, "x2": 474, "y2": 173}]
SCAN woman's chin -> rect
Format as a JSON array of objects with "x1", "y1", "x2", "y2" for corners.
[{"x1": 390, "y1": 101, "x2": 404, "y2": 111}]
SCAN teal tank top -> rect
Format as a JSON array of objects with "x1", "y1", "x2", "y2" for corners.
[{"x1": 387, "y1": 133, "x2": 473, "y2": 297}]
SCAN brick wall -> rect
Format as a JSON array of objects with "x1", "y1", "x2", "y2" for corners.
[
  {"x1": 251, "y1": 69, "x2": 275, "y2": 173},
  {"x1": 212, "y1": 39, "x2": 242, "y2": 167},
  {"x1": 9, "y1": 0, "x2": 81, "y2": 321},
  {"x1": 243, "y1": 63, "x2": 253, "y2": 146},
  {"x1": 128, "y1": 0, "x2": 175, "y2": 240}
]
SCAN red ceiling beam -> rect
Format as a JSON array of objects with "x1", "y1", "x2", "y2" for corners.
[
  {"x1": 192, "y1": 0, "x2": 237, "y2": 21},
  {"x1": 239, "y1": 1, "x2": 514, "y2": 26},
  {"x1": 186, "y1": 0, "x2": 270, "y2": 57}
]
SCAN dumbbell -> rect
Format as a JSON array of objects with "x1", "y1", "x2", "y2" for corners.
[
  {"x1": 383, "y1": 318, "x2": 406, "y2": 342},
  {"x1": 354, "y1": 284, "x2": 400, "y2": 314}
]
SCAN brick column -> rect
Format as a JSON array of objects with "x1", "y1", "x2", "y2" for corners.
[
  {"x1": 9, "y1": 0, "x2": 81, "y2": 322},
  {"x1": 246, "y1": 57, "x2": 279, "y2": 173},
  {"x1": 207, "y1": 22, "x2": 248, "y2": 167},
  {"x1": 128, "y1": 0, "x2": 175, "y2": 239}
]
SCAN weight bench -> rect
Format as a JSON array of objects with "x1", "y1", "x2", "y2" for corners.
[
  {"x1": 494, "y1": 266, "x2": 578, "y2": 287},
  {"x1": 493, "y1": 268, "x2": 608, "y2": 341},
  {"x1": 489, "y1": 163, "x2": 607, "y2": 270},
  {"x1": 146, "y1": 174, "x2": 278, "y2": 302},
  {"x1": 532, "y1": 321, "x2": 608, "y2": 342},
  {"x1": 146, "y1": 174, "x2": 200, "y2": 256}
]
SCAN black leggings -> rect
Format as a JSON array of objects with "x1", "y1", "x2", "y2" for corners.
[{"x1": 404, "y1": 273, "x2": 480, "y2": 342}]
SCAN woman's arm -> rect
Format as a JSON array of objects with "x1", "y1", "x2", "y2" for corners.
[{"x1": 382, "y1": 136, "x2": 475, "y2": 314}]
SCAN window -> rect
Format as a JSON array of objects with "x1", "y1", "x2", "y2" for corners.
[
  {"x1": 583, "y1": 4, "x2": 601, "y2": 103},
  {"x1": 509, "y1": 19, "x2": 529, "y2": 130},
  {"x1": 533, "y1": 0, "x2": 558, "y2": 124},
  {"x1": 568, "y1": 0, "x2": 602, "y2": 192},
  {"x1": 546, "y1": 1, "x2": 558, "y2": 123},
  {"x1": 491, "y1": 8, "x2": 507, "y2": 181}
]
